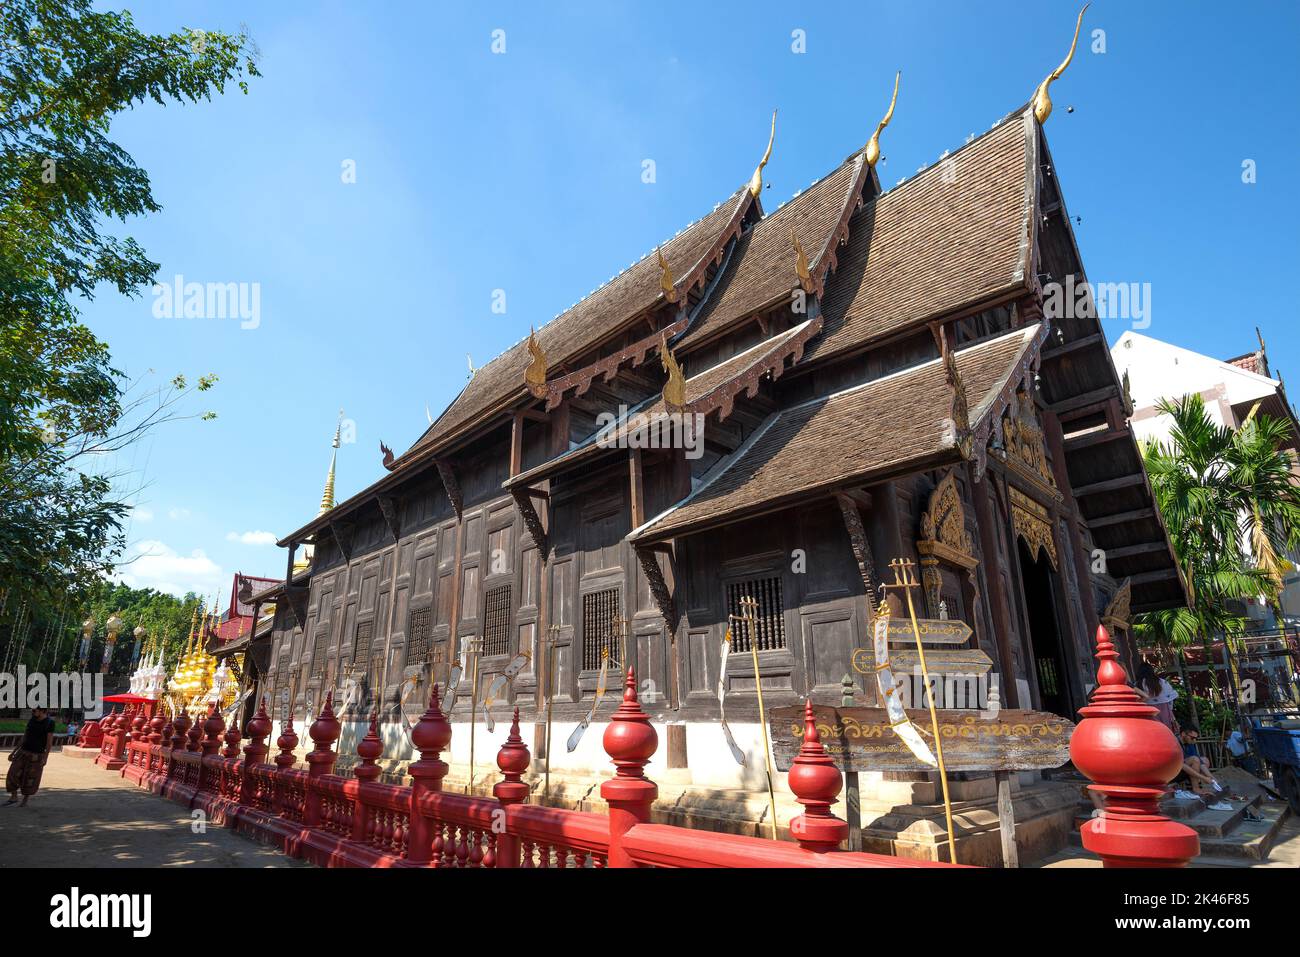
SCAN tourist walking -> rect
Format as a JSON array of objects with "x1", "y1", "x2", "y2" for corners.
[{"x1": 5, "y1": 706, "x2": 55, "y2": 807}]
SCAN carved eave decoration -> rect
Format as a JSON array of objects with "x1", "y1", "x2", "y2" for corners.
[
  {"x1": 990, "y1": 386, "x2": 1062, "y2": 501},
  {"x1": 968, "y1": 313, "x2": 1051, "y2": 483},
  {"x1": 1010, "y1": 486, "x2": 1058, "y2": 569},
  {"x1": 916, "y1": 471, "x2": 982, "y2": 625},
  {"x1": 635, "y1": 545, "x2": 677, "y2": 630},
  {"x1": 1101, "y1": 577, "x2": 1132, "y2": 631},
  {"x1": 524, "y1": 327, "x2": 548, "y2": 399},
  {"x1": 434, "y1": 458, "x2": 463, "y2": 519},
  {"x1": 686, "y1": 312, "x2": 823, "y2": 423},
  {"x1": 509, "y1": 487, "x2": 548, "y2": 559},
  {"x1": 541, "y1": 190, "x2": 755, "y2": 412}
]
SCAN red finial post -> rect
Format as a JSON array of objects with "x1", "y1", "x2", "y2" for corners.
[
  {"x1": 788, "y1": 699, "x2": 849, "y2": 852},
  {"x1": 493, "y1": 708, "x2": 531, "y2": 868},
  {"x1": 130, "y1": 706, "x2": 148, "y2": 743},
  {"x1": 240, "y1": 698, "x2": 273, "y2": 806},
  {"x1": 148, "y1": 709, "x2": 166, "y2": 746},
  {"x1": 171, "y1": 709, "x2": 191, "y2": 751},
  {"x1": 303, "y1": 691, "x2": 341, "y2": 827},
  {"x1": 600, "y1": 667, "x2": 659, "y2": 868},
  {"x1": 186, "y1": 705, "x2": 204, "y2": 752},
  {"x1": 222, "y1": 708, "x2": 243, "y2": 759},
  {"x1": 202, "y1": 702, "x2": 225, "y2": 757},
  {"x1": 272, "y1": 709, "x2": 299, "y2": 816},
  {"x1": 402, "y1": 684, "x2": 453, "y2": 866},
  {"x1": 351, "y1": 710, "x2": 385, "y2": 842},
  {"x1": 1069, "y1": 625, "x2": 1199, "y2": 867}
]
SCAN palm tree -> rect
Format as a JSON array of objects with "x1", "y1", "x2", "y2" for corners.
[{"x1": 1135, "y1": 394, "x2": 1300, "y2": 716}]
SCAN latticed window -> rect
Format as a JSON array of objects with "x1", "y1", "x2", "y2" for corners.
[
  {"x1": 483, "y1": 585, "x2": 512, "y2": 657},
  {"x1": 405, "y1": 605, "x2": 432, "y2": 666},
  {"x1": 582, "y1": 588, "x2": 620, "y2": 671},
  {"x1": 727, "y1": 576, "x2": 786, "y2": 652},
  {"x1": 353, "y1": 620, "x2": 373, "y2": 667},
  {"x1": 311, "y1": 632, "x2": 328, "y2": 675}
]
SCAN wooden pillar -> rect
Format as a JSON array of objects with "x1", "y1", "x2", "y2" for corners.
[{"x1": 967, "y1": 462, "x2": 1022, "y2": 708}]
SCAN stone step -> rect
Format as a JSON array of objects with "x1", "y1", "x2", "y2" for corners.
[{"x1": 1069, "y1": 804, "x2": 1292, "y2": 863}]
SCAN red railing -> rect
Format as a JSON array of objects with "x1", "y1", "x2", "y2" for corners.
[{"x1": 112, "y1": 668, "x2": 958, "y2": 868}]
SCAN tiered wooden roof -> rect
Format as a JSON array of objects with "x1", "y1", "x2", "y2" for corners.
[{"x1": 631, "y1": 325, "x2": 1046, "y2": 543}]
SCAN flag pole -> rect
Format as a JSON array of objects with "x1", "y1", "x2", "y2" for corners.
[
  {"x1": 543, "y1": 624, "x2": 558, "y2": 800},
  {"x1": 467, "y1": 636, "x2": 482, "y2": 795},
  {"x1": 888, "y1": 558, "x2": 958, "y2": 863},
  {"x1": 739, "y1": 598, "x2": 779, "y2": 841}
]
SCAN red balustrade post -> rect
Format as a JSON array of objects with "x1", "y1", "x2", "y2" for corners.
[
  {"x1": 303, "y1": 691, "x2": 341, "y2": 827},
  {"x1": 240, "y1": 698, "x2": 272, "y2": 807},
  {"x1": 600, "y1": 668, "x2": 658, "y2": 868},
  {"x1": 171, "y1": 710, "x2": 191, "y2": 751},
  {"x1": 492, "y1": 708, "x2": 531, "y2": 868},
  {"x1": 351, "y1": 710, "x2": 384, "y2": 842},
  {"x1": 148, "y1": 710, "x2": 166, "y2": 746},
  {"x1": 130, "y1": 707, "x2": 148, "y2": 743},
  {"x1": 787, "y1": 699, "x2": 849, "y2": 852},
  {"x1": 1070, "y1": 625, "x2": 1199, "y2": 867},
  {"x1": 222, "y1": 710, "x2": 243, "y2": 759},
  {"x1": 196, "y1": 704, "x2": 224, "y2": 794},
  {"x1": 272, "y1": 712, "x2": 299, "y2": 814},
  {"x1": 402, "y1": 685, "x2": 452, "y2": 866},
  {"x1": 186, "y1": 706, "x2": 204, "y2": 752}
]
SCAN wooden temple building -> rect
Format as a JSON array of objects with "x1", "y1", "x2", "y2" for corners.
[{"x1": 246, "y1": 32, "x2": 1186, "y2": 863}]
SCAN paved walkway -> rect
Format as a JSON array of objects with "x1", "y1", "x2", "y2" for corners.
[{"x1": 0, "y1": 752, "x2": 308, "y2": 868}]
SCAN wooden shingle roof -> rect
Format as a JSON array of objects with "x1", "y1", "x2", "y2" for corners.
[
  {"x1": 675, "y1": 155, "x2": 868, "y2": 351},
  {"x1": 804, "y1": 109, "x2": 1035, "y2": 363},
  {"x1": 397, "y1": 187, "x2": 753, "y2": 465},
  {"x1": 631, "y1": 324, "x2": 1044, "y2": 543}
]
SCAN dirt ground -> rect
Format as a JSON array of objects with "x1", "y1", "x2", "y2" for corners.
[{"x1": 0, "y1": 752, "x2": 308, "y2": 868}]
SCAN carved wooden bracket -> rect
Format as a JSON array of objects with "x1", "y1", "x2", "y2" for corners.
[
  {"x1": 377, "y1": 495, "x2": 401, "y2": 542},
  {"x1": 635, "y1": 545, "x2": 677, "y2": 632},
  {"x1": 284, "y1": 584, "x2": 309, "y2": 629},
  {"x1": 1101, "y1": 577, "x2": 1132, "y2": 631},
  {"x1": 510, "y1": 487, "x2": 548, "y2": 559},
  {"x1": 544, "y1": 314, "x2": 690, "y2": 411},
  {"x1": 327, "y1": 520, "x2": 353, "y2": 563},
  {"x1": 916, "y1": 471, "x2": 982, "y2": 626},
  {"x1": 835, "y1": 491, "x2": 881, "y2": 614},
  {"x1": 434, "y1": 458, "x2": 463, "y2": 519}
]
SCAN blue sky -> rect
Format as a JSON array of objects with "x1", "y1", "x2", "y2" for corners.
[{"x1": 90, "y1": 0, "x2": 1300, "y2": 598}]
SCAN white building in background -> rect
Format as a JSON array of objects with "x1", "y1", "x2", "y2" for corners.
[{"x1": 1111, "y1": 330, "x2": 1300, "y2": 626}]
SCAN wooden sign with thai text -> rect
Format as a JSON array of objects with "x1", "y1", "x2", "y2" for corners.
[
  {"x1": 850, "y1": 647, "x2": 994, "y2": 677},
  {"x1": 769, "y1": 703, "x2": 1074, "y2": 773},
  {"x1": 878, "y1": 617, "x2": 973, "y2": 645}
]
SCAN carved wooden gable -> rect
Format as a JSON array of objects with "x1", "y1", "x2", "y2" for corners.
[{"x1": 994, "y1": 389, "x2": 1060, "y2": 497}]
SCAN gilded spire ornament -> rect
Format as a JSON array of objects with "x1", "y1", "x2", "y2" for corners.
[
  {"x1": 317, "y1": 411, "x2": 343, "y2": 516},
  {"x1": 657, "y1": 247, "x2": 678, "y2": 303},
  {"x1": 660, "y1": 333, "x2": 686, "y2": 410},
  {"x1": 1032, "y1": 3, "x2": 1088, "y2": 125},
  {"x1": 748, "y1": 109, "x2": 777, "y2": 199},
  {"x1": 524, "y1": 327, "x2": 548, "y2": 398},
  {"x1": 791, "y1": 226, "x2": 812, "y2": 288},
  {"x1": 864, "y1": 71, "x2": 900, "y2": 169}
]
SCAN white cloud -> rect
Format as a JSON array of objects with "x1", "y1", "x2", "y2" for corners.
[
  {"x1": 114, "y1": 539, "x2": 224, "y2": 598},
  {"x1": 168, "y1": 507, "x2": 191, "y2": 521},
  {"x1": 134, "y1": 506, "x2": 154, "y2": 522},
  {"x1": 226, "y1": 530, "x2": 277, "y2": 546}
]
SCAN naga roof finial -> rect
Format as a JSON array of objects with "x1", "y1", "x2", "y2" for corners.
[
  {"x1": 524, "y1": 327, "x2": 547, "y2": 398},
  {"x1": 790, "y1": 227, "x2": 811, "y2": 287},
  {"x1": 660, "y1": 332, "x2": 686, "y2": 410},
  {"x1": 1032, "y1": 3, "x2": 1088, "y2": 125},
  {"x1": 865, "y1": 71, "x2": 900, "y2": 169},
  {"x1": 657, "y1": 247, "x2": 678, "y2": 303},
  {"x1": 748, "y1": 109, "x2": 777, "y2": 198}
]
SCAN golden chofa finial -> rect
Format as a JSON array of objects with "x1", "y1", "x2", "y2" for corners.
[
  {"x1": 790, "y1": 227, "x2": 812, "y2": 287},
  {"x1": 524, "y1": 327, "x2": 547, "y2": 398},
  {"x1": 748, "y1": 109, "x2": 777, "y2": 199},
  {"x1": 657, "y1": 248, "x2": 678, "y2": 303},
  {"x1": 659, "y1": 332, "x2": 686, "y2": 410},
  {"x1": 864, "y1": 71, "x2": 900, "y2": 169},
  {"x1": 1032, "y1": 3, "x2": 1089, "y2": 125}
]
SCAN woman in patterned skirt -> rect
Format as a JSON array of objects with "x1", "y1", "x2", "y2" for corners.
[{"x1": 5, "y1": 706, "x2": 55, "y2": 807}]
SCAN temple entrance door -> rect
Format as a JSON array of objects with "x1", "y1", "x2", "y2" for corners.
[{"x1": 1016, "y1": 540, "x2": 1070, "y2": 717}]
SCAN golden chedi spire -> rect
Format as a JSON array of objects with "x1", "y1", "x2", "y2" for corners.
[
  {"x1": 1032, "y1": 3, "x2": 1088, "y2": 125},
  {"x1": 318, "y1": 411, "x2": 343, "y2": 516},
  {"x1": 748, "y1": 109, "x2": 777, "y2": 198},
  {"x1": 865, "y1": 71, "x2": 900, "y2": 169}
]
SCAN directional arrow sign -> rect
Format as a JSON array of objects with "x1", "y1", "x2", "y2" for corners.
[
  {"x1": 886, "y1": 647, "x2": 993, "y2": 676},
  {"x1": 879, "y1": 617, "x2": 972, "y2": 645}
]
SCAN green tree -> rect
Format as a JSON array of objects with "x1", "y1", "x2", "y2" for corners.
[
  {"x1": 0, "y1": 1, "x2": 258, "y2": 616},
  {"x1": 1135, "y1": 393, "x2": 1300, "y2": 712}
]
